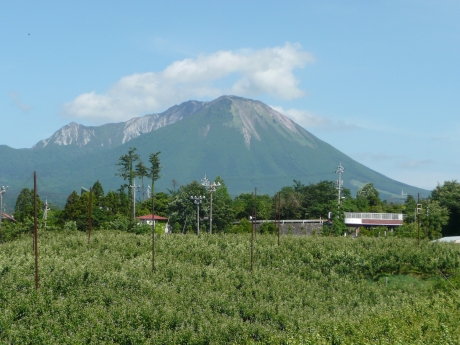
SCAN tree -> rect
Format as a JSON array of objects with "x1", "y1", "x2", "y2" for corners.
[
  {"x1": 148, "y1": 151, "x2": 161, "y2": 272},
  {"x1": 135, "y1": 161, "x2": 149, "y2": 202},
  {"x1": 206, "y1": 177, "x2": 234, "y2": 233},
  {"x1": 92, "y1": 180, "x2": 105, "y2": 202},
  {"x1": 168, "y1": 180, "x2": 207, "y2": 234},
  {"x1": 138, "y1": 192, "x2": 170, "y2": 217},
  {"x1": 116, "y1": 147, "x2": 140, "y2": 224},
  {"x1": 420, "y1": 199, "x2": 448, "y2": 239},
  {"x1": 14, "y1": 188, "x2": 42, "y2": 223},
  {"x1": 431, "y1": 180, "x2": 460, "y2": 236},
  {"x1": 293, "y1": 180, "x2": 341, "y2": 219},
  {"x1": 232, "y1": 192, "x2": 273, "y2": 221},
  {"x1": 276, "y1": 186, "x2": 302, "y2": 219},
  {"x1": 357, "y1": 183, "x2": 382, "y2": 212}
]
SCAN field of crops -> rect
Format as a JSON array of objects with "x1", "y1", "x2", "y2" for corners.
[{"x1": 1, "y1": 230, "x2": 460, "y2": 344}]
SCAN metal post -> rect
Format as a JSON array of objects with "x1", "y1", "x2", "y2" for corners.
[
  {"x1": 335, "y1": 163, "x2": 344, "y2": 205},
  {"x1": 88, "y1": 187, "x2": 93, "y2": 244},
  {"x1": 34, "y1": 172, "x2": 38, "y2": 290},
  {"x1": 129, "y1": 180, "x2": 140, "y2": 222},
  {"x1": 190, "y1": 195, "x2": 205, "y2": 236},
  {"x1": 417, "y1": 193, "x2": 421, "y2": 247},
  {"x1": 277, "y1": 192, "x2": 281, "y2": 246},
  {"x1": 202, "y1": 175, "x2": 220, "y2": 234},
  {"x1": 0, "y1": 185, "x2": 8, "y2": 228}
]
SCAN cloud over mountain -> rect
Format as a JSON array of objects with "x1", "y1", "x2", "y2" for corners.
[{"x1": 61, "y1": 43, "x2": 314, "y2": 124}]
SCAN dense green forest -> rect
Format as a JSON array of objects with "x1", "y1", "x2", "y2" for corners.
[
  {"x1": 3, "y1": 147, "x2": 459, "y2": 240},
  {"x1": 1, "y1": 231, "x2": 460, "y2": 344}
]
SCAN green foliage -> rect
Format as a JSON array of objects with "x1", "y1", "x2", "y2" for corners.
[
  {"x1": 14, "y1": 188, "x2": 42, "y2": 222},
  {"x1": 233, "y1": 193, "x2": 273, "y2": 221},
  {"x1": 207, "y1": 176, "x2": 234, "y2": 233},
  {"x1": 63, "y1": 220, "x2": 77, "y2": 231},
  {"x1": 293, "y1": 180, "x2": 343, "y2": 218},
  {"x1": 168, "y1": 180, "x2": 207, "y2": 234},
  {"x1": 259, "y1": 221, "x2": 277, "y2": 234},
  {"x1": 432, "y1": 180, "x2": 460, "y2": 236},
  {"x1": 230, "y1": 218, "x2": 253, "y2": 233},
  {"x1": 1, "y1": 233, "x2": 460, "y2": 343},
  {"x1": 357, "y1": 182, "x2": 382, "y2": 212}
]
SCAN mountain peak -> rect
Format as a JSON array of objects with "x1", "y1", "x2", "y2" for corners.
[
  {"x1": 201, "y1": 95, "x2": 304, "y2": 149},
  {"x1": 33, "y1": 100, "x2": 206, "y2": 150}
]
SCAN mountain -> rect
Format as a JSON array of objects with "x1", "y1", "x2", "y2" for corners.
[
  {"x1": 32, "y1": 100, "x2": 206, "y2": 150},
  {"x1": 0, "y1": 95, "x2": 429, "y2": 208}
]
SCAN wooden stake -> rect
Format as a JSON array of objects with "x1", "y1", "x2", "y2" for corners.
[
  {"x1": 34, "y1": 171, "x2": 39, "y2": 290},
  {"x1": 88, "y1": 187, "x2": 93, "y2": 244}
]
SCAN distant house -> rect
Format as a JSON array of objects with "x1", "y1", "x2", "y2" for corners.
[
  {"x1": 136, "y1": 214, "x2": 170, "y2": 233},
  {"x1": 1, "y1": 213, "x2": 16, "y2": 223},
  {"x1": 432, "y1": 236, "x2": 460, "y2": 244}
]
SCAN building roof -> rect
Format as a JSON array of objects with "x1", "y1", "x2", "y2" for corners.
[
  {"x1": 1, "y1": 213, "x2": 16, "y2": 222},
  {"x1": 433, "y1": 236, "x2": 460, "y2": 243},
  {"x1": 136, "y1": 214, "x2": 168, "y2": 221}
]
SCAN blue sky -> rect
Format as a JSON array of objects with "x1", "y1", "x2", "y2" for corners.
[{"x1": 1, "y1": 0, "x2": 459, "y2": 191}]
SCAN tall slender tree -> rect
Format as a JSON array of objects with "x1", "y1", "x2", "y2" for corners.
[
  {"x1": 135, "y1": 161, "x2": 148, "y2": 202},
  {"x1": 148, "y1": 151, "x2": 162, "y2": 272},
  {"x1": 116, "y1": 147, "x2": 140, "y2": 227}
]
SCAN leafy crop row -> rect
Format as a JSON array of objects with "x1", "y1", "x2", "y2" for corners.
[{"x1": 1, "y1": 231, "x2": 460, "y2": 344}]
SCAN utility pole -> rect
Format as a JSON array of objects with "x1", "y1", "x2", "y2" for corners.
[
  {"x1": 425, "y1": 201, "x2": 429, "y2": 238},
  {"x1": 0, "y1": 185, "x2": 8, "y2": 228},
  {"x1": 335, "y1": 163, "x2": 344, "y2": 205},
  {"x1": 129, "y1": 180, "x2": 140, "y2": 222},
  {"x1": 33, "y1": 171, "x2": 38, "y2": 290},
  {"x1": 277, "y1": 192, "x2": 281, "y2": 246},
  {"x1": 202, "y1": 174, "x2": 221, "y2": 234},
  {"x1": 250, "y1": 187, "x2": 257, "y2": 272},
  {"x1": 42, "y1": 199, "x2": 50, "y2": 228},
  {"x1": 401, "y1": 190, "x2": 407, "y2": 204},
  {"x1": 417, "y1": 193, "x2": 422, "y2": 247},
  {"x1": 190, "y1": 195, "x2": 205, "y2": 236},
  {"x1": 88, "y1": 188, "x2": 93, "y2": 244}
]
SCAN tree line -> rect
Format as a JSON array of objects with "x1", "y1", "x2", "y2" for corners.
[{"x1": 4, "y1": 147, "x2": 460, "y2": 239}]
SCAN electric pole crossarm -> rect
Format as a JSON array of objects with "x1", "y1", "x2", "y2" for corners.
[{"x1": 201, "y1": 174, "x2": 220, "y2": 234}]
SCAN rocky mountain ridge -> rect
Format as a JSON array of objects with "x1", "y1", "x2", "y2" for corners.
[{"x1": 33, "y1": 100, "x2": 206, "y2": 150}]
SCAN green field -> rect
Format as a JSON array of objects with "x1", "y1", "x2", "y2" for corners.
[{"x1": 1, "y1": 231, "x2": 460, "y2": 344}]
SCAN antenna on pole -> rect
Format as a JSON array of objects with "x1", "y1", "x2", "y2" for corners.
[
  {"x1": 335, "y1": 163, "x2": 344, "y2": 205},
  {"x1": 42, "y1": 199, "x2": 50, "y2": 228},
  {"x1": 129, "y1": 180, "x2": 140, "y2": 222},
  {"x1": 401, "y1": 190, "x2": 407, "y2": 204},
  {"x1": 0, "y1": 185, "x2": 8, "y2": 228},
  {"x1": 202, "y1": 174, "x2": 221, "y2": 234}
]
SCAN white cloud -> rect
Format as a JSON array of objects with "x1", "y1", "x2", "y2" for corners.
[
  {"x1": 271, "y1": 105, "x2": 360, "y2": 131},
  {"x1": 9, "y1": 92, "x2": 31, "y2": 112},
  {"x1": 62, "y1": 43, "x2": 314, "y2": 124}
]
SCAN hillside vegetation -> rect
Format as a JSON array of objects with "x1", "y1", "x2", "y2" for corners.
[{"x1": 1, "y1": 231, "x2": 460, "y2": 344}]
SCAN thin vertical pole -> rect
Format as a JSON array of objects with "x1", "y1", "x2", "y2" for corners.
[
  {"x1": 277, "y1": 192, "x2": 281, "y2": 246},
  {"x1": 34, "y1": 171, "x2": 39, "y2": 290},
  {"x1": 197, "y1": 203, "x2": 200, "y2": 236},
  {"x1": 88, "y1": 187, "x2": 93, "y2": 244},
  {"x1": 152, "y1": 190, "x2": 155, "y2": 273},
  {"x1": 417, "y1": 193, "x2": 420, "y2": 248},
  {"x1": 254, "y1": 187, "x2": 257, "y2": 241},
  {"x1": 251, "y1": 197, "x2": 254, "y2": 273},
  {"x1": 209, "y1": 192, "x2": 213, "y2": 234}
]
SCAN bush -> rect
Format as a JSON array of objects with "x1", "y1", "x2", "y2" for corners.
[
  {"x1": 63, "y1": 221, "x2": 77, "y2": 231},
  {"x1": 229, "y1": 218, "x2": 252, "y2": 233},
  {"x1": 259, "y1": 221, "x2": 277, "y2": 234}
]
